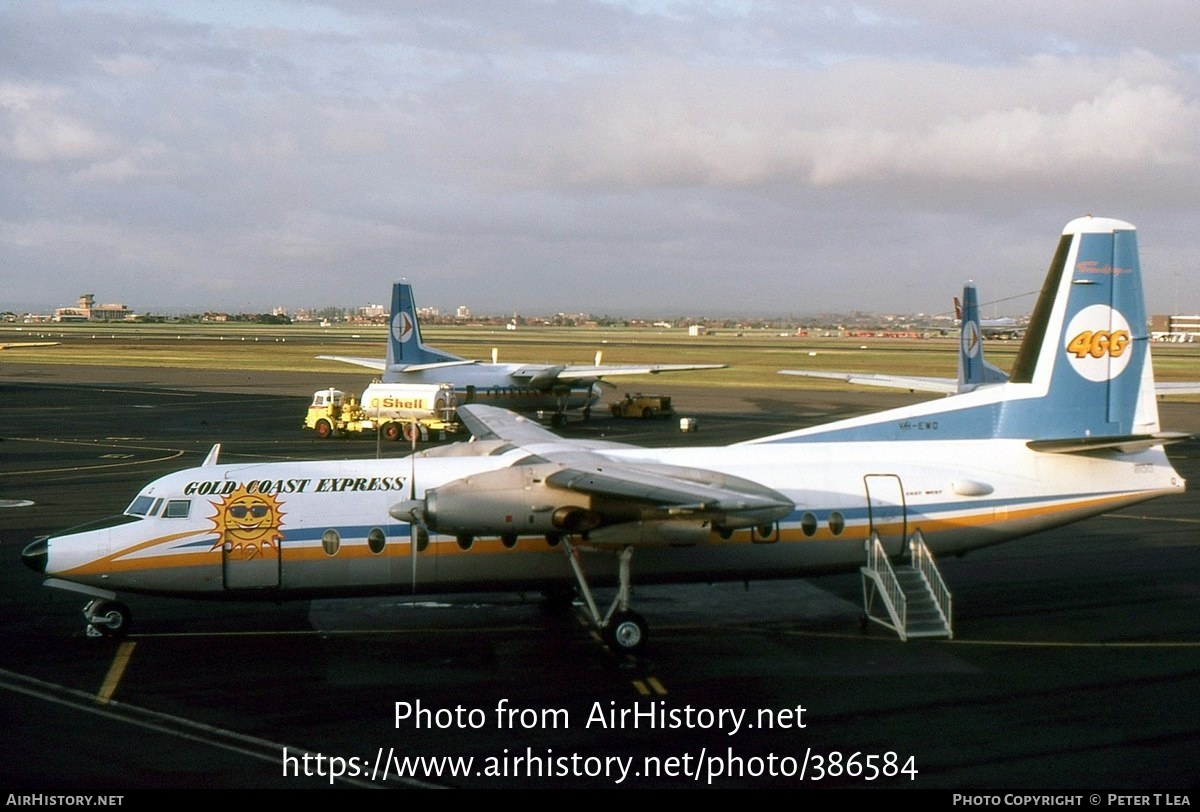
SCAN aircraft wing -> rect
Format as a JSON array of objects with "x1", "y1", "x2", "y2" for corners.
[
  {"x1": 554, "y1": 364, "x2": 726, "y2": 381},
  {"x1": 778, "y1": 369, "x2": 960, "y2": 394},
  {"x1": 456, "y1": 403, "x2": 564, "y2": 444},
  {"x1": 422, "y1": 405, "x2": 794, "y2": 545},
  {"x1": 317, "y1": 355, "x2": 478, "y2": 374},
  {"x1": 501, "y1": 363, "x2": 725, "y2": 391}
]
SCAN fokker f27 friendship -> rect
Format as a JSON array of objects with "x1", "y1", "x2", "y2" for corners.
[
  {"x1": 319, "y1": 282, "x2": 725, "y2": 425},
  {"x1": 23, "y1": 217, "x2": 1188, "y2": 650}
]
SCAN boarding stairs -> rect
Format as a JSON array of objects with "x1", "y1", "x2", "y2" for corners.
[{"x1": 860, "y1": 530, "x2": 953, "y2": 641}]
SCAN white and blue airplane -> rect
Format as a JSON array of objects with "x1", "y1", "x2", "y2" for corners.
[
  {"x1": 319, "y1": 282, "x2": 725, "y2": 424},
  {"x1": 780, "y1": 281, "x2": 1010, "y2": 395},
  {"x1": 23, "y1": 217, "x2": 1188, "y2": 650}
]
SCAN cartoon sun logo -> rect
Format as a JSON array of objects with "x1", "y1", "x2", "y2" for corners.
[{"x1": 207, "y1": 486, "x2": 285, "y2": 560}]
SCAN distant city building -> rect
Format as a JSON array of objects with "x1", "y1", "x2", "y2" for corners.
[
  {"x1": 1150, "y1": 314, "x2": 1200, "y2": 342},
  {"x1": 456, "y1": 305, "x2": 471, "y2": 319}
]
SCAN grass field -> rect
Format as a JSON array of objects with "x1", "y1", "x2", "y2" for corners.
[{"x1": 2, "y1": 321, "x2": 1198, "y2": 395}]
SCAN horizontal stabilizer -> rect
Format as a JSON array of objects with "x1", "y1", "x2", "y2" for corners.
[
  {"x1": 316, "y1": 354, "x2": 386, "y2": 372},
  {"x1": 1027, "y1": 432, "x2": 1191, "y2": 454}
]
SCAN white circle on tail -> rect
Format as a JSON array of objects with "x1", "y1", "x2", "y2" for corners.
[
  {"x1": 392, "y1": 311, "x2": 414, "y2": 344},
  {"x1": 1062, "y1": 304, "x2": 1133, "y2": 382},
  {"x1": 962, "y1": 320, "x2": 981, "y2": 359}
]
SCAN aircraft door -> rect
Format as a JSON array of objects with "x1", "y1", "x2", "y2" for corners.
[{"x1": 863, "y1": 474, "x2": 907, "y2": 557}]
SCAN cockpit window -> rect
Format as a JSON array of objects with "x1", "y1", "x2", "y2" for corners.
[
  {"x1": 149, "y1": 498, "x2": 163, "y2": 517},
  {"x1": 126, "y1": 495, "x2": 156, "y2": 516},
  {"x1": 163, "y1": 499, "x2": 192, "y2": 519}
]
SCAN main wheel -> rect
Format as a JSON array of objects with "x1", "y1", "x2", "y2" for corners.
[
  {"x1": 315, "y1": 419, "x2": 333, "y2": 439},
  {"x1": 603, "y1": 610, "x2": 648, "y2": 653},
  {"x1": 88, "y1": 600, "x2": 132, "y2": 638}
]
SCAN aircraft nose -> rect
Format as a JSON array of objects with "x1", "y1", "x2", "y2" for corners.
[{"x1": 22, "y1": 538, "x2": 47, "y2": 574}]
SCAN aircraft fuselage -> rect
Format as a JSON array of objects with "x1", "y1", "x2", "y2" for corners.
[{"x1": 26, "y1": 437, "x2": 1182, "y2": 602}]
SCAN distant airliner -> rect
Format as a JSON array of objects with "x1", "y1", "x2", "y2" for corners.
[{"x1": 319, "y1": 282, "x2": 725, "y2": 424}]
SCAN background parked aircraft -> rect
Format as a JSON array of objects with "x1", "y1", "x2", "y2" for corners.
[{"x1": 320, "y1": 282, "x2": 725, "y2": 424}]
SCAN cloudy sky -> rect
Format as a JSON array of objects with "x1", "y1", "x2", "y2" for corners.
[{"x1": 3, "y1": 1, "x2": 1199, "y2": 318}]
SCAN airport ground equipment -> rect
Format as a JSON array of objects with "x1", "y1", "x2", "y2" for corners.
[{"x1": 304, "y1": 383, "x2": 459, "y2": 441}]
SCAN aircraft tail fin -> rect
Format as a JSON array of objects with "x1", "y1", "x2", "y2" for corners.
[
  {"x1": 751, "y1": 217, "x2": 1165, "y2": 446},
  {"x1": 1001, "y1": 216, "x2": 1160, "y2": 439},
  {"x1": 386, "y1": 282, "x2": 463, "y2": 372},
  {"x1": 957, "y1": 283, "x2": 1009, "y2": 390}
]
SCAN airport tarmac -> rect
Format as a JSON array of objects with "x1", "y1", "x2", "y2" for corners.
[{"x1": 1, "y1": 363, "x2": 1198, "y2": 791}]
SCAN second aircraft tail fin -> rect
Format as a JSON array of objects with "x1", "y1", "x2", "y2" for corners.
[
  {"x1": 386, "y1": 282, "x2": 463, "y2": 372},
  {"x1": 957, "y1": 283, "x2": 1009, "y2": 391}
]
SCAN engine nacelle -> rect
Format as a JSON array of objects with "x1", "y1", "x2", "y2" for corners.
[{"x1": 423, "y1": 464, "x2": 597, "y2": 537}]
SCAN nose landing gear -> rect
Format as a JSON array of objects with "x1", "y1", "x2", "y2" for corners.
[{"x1": 83, "y1": 599, "x2": 132, "y2": 638}]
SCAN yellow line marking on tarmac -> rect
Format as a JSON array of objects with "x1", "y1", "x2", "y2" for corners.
[
  {"x1": 632, "y1": 678, "x2": 667, "y2": 696},
  {"x1": 97, "y1": 641, "x2": 136, "y2": 704}
]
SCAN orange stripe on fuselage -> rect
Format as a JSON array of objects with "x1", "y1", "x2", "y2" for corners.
[{"x1": 57, "y1": 490, "x2": 1153, "y2": 577}]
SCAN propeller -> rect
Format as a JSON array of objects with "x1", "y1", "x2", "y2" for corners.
[{"x1": 385, "y1": 417, "x2": 429, "y2": 593}]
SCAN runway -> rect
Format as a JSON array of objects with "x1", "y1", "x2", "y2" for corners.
[{"x1": 1, "y1": 367, "x2": 1198, "y2": 790}]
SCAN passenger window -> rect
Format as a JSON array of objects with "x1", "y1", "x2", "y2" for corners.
[
  {"x1": 367, "y1": 528, "x2": 386, "y2": 555},
  {"x1": 828, "y1": 511, "x2": 845, "y2": 536},
  {"x1": 800, "y1": 512, "x2": 818, "y2": 537},
  {"x1": 322, "y1": 529, "x2": 341, "y2": 556}
]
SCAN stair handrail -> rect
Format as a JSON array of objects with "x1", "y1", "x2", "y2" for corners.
[
  {"x1": 865, "y1": 531, "x2": 906, "y2": 631},
  {"x1": 909, "y1": 530, "x2": 952, "y2": 631}
]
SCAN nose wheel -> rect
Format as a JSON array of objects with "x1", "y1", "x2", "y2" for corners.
[{"x1": 84, "y1": 599, "x2": 132, "y2": 638}]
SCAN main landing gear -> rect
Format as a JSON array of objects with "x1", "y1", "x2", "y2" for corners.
[
  {"x1": 83, "y1": 599, "x2": 132, "y2": 638},
  {"x1": 561, "y1": 542, "x2": 649, "y2": 654}
]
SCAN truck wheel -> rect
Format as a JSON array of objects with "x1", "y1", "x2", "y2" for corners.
[
  {"x1": 403, "y1": 423, "x2": 419, "y2": 443},
  {"x1": 382, "y1": 423, "x2": 402, "y2": 442},
  {"x1": 641, "y1": 407, "x2": 653, "y2": 419},
  {"x1": 315, "y1": 419, "x2": 333, "y2": 439}
]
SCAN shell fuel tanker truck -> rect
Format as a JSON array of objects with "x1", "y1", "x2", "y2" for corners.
[{"x1": 304, "y1": 382, "x2": 459, "y2": 442}]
